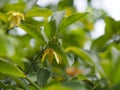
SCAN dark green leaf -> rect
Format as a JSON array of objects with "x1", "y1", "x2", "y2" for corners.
[
  {"x1": 0, "y1": 81, "x2": 7, "y2": 90},
  {"x1": 59, "y1": 12, "x2": 89, "y2": 30},
  {"x1": 15, "y1": 78, "x2": 29, "y2": 90},
  {"x1": 91, "y1": 35, "x2": 108, "y2": 51},
  {"x1": 37, "y1": 68, "x2": 50, "y2": 87}
]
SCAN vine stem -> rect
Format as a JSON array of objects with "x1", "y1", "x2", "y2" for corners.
[{"x1": 25, "y1": 45, "x2": 49, "y2": 74}]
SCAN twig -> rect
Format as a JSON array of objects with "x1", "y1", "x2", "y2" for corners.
[{"x1": 25, "y1": 45, "x2": 48, "y2": 74}]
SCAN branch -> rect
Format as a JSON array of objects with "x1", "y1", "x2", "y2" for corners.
[{"x1": 25, "y1": 45, "x2": 48, "y2": 74}]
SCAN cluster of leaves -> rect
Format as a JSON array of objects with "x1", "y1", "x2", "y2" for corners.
[{"x1": 0, "y1": 0, "x2": 120, "y2": 90}]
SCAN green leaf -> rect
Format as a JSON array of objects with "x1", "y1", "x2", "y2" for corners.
[
  {"x1": 0, "y1": 81, "x2": 7, "y2": 90},
  {"x1": 25, "y1": 6, "x2": 52, "y2": 17},
  {"x1": 1, "y1": 2, "x2": 25, "y2": 12},
  {"x1": 26, "y1": 0, "x2": 37, "y2": 11},
  {"x1": 51, "y1": 11, "x2": 65, "y2": 28},
  {"x1": 0, "y1": 12, "x2": 8, "y2": 22},
  {"x1": 58, "y1": 0, "x2": 73, "y2": 8},
  {"x1": 91, "y1": 35, "x2": 107, "y2": 51},
  {"x1": 66, "y1": 54, "x2": 74, "y2": 66},
  {"x1": 44, "y1": 20, "x2": 57, "y2": 39},
  {"x1": 0, "y1": 37, "x2": 7, "y2": 56},
  {"x1": 104, "y1": 17, "x2": 114, "y2": 40},
  {"x1": 59, "y1": 12, "x2": 89, "y2": 30},
  {"x1": 65, "y1": 47, "x2": 93, "y2": 65},
  {"x1": 24, "y1": 17, "x2": 44, "y2": 27},
  {"x1": 19, "y1": 24, "x2": 45, "y2": 45},
  {"x1": 15, "y1": 78, "x2": 29, "y2": 90},
  {"x1": 63, "y1": 80, "x2": 88, "y2": 90},
  {"x1": 43, "y1": 84, "x2": 72, "y2": 90},
  {"x1": 37, "y1": 68, "x2": 50, "y2": 87},
  {"x1": 0, "y1": 58, "x2": 25, "y2": 77}
]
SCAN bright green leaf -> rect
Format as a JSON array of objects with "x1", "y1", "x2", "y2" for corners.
[
  {"x1": 43, "y1": 84, "x2": 72, "y2": 90},
  {"x1": 59, "y1": 12, "x2": 89, "y2": 30},
  {"x1": 0, "y1": 58, "x2": 25, "y2": 77},
  {"x1": 0, "y1": 12, "x2": 8, "y2": 22},
  {"x1": 25, "y1": 6, "x2": 52, "y2": 17},
  {"x1": 1, "y1": 3, "x2": 25, "y2": 12},
  {"x1": 19, "y1": 24, "x2": 45, "y2": 45},
  {"x1": 44, "y1": 20, "x2": 56, "y2": 39}
]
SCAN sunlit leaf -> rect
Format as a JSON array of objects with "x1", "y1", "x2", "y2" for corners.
[
  {"x1": 43, "y1": 84, "x2": 72, "y2": 90},
  {"x1": 1, "y1": 3, "x2": 25, "y2": 12},
  {"x1": 59, "y1": 12, "x2": 89, "y2": 30},
  {"x1": 25, "y1": 6, "x2": 52, "y2": 17},
  {"x1": 0, "y1": 12, "x2": 8, "y2": 22},
  {"x1": 44, "y1": 20, "x2": 56, "y2": 39},
  {"x1": 0, "y1": 58, "x2": 25, "y2": 77},
  {"x1": 19, "y1": 24, "x2": 45, "y2": 45}
]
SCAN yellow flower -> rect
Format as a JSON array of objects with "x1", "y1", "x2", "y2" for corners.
[
  {"x1": 41, "y1": 48, "x2": 61, "y2": 64},
  {"x1": 7, "y1": 11, "x2": 25, "y2": 28}
]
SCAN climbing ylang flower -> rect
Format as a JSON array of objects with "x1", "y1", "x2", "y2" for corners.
[
  {"x1": 7, "y1": 11, "x2": 25, "y2": 28},
  {"x1": 41, "y1": 48, "x2": 61, "y2": 64}
]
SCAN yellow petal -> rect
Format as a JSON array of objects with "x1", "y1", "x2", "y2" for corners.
[
  {"x1": 7, "y1": 11, "x2": 25, "y2": 28},
  {"x1": 53, "y1": 51, "x2": 61, "y2": 64},
  {"x1": 41, "y1": 49, "x2": 50, "y2": 62},
  {"x1": 47, "y1": 53, "x2": 54, "y2": 63}
]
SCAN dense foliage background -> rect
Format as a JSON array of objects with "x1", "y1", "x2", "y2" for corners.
[{"x1": 0, "y1": 0, "x2": 120, "y2": 90}]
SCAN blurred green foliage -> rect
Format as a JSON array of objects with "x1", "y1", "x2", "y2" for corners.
[{"x1": 0, "y1": 0, "x2": 120, "y2": 90}]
